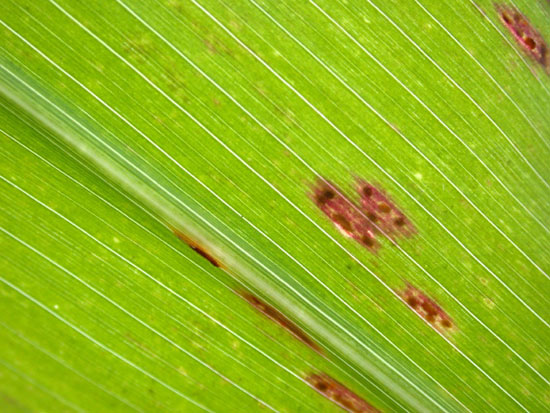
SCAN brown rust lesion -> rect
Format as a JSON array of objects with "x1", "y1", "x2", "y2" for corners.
[
  {"x1": 495, "y1": 4, "x2": 550, "y2": 73},
  {"x1": 310, "y1": 179, "x2": 378, "y2": 252},
  {"x1": 238, "y1": 291, "x2": 324, "y2": 355},
  {"x1": 398, "y1": 283, "x2": 455, "y2": 332},
  {"x1": 356, "y1": 179, "x2": 416, "y2": 240},
  {"x1": 173, "y1": 230, "x2": 223, "y2": 268},
  {"x1": 310, "y1": 177, "x2": 417, "y2": 253},
  {"x1": 306, "y1": 373, "x2": 380, "y2": 412}
]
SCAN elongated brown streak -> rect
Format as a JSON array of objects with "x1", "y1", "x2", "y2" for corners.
[
  {"x1": 307, "y1": 373, "x2": 380, "y2": 412},
  {"x1": 173, "y1": 230, "x2": 223, "y2": 268},
  {"x1": 238, "y1": 291, "x2": 323, "y2": 354}
]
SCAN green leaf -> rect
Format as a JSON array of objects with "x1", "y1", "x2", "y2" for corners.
[{"x1": 1, "y1": 0, "x2": 549, "y2": 412}]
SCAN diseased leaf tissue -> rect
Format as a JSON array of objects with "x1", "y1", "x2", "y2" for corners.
[
  {"x1": 311, "y1": 178, "x2": 454, "y2": 333},
  {"x1": 238, "y1": 291, "x2": 324, "y2": 355},
  {"x1": 496, "y1": 4, "x2": 550, "y2": 73},
  {"x1": 311, "y1": 178, "x2": 416, "y2": 253},
  {"x1": 307, "y1": 373, "x2": 380, "y2": 413},
  {"x1": 398, "y1": 284, "x2": 455, "y2": 332}
]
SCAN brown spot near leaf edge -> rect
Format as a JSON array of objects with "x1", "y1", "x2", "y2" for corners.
[
  {"x1": 496, "y1": 4, "x2": 550, "y2": 73},
  {"x1": 398, "y1": 284, "x2": 455, "y2": 332},
  {"x1": 173, "y1": 230, "x2": 223, "y2": 268},
  {"x1": 238, "y1": 291, "x2": 324, "y2": 355},
  {"x1": 310, "y1": 179, "x2": 379, "y2": 252},
  {"x1": 306, "y1": 373, "x2": 380, "y2": 413},
  {"x1": 356, "y1": 179, "x2": 416, "y2": 240}
]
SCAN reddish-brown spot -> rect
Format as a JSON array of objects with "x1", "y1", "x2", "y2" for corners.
[
  {"x1": 306, "y1": 373, "x2": 380, "y2": 413},
  {"x1": 360, "y1": 235, "x2": 376, "y2": 248},
  {"x1": 316, "y1": 187, "x2": 337, "y2": 204},
  {"x1": 238, "y1": 291, "x2": 324, "y2": 354},
  {"x1": 366, "y1": 212, "x2": 378, "y2": 222},
  {"x1": 356, "y1": 179, "x2": 416, "y2": 239},
  {"x1": 398, "y1": 284, "x2": 455, "y2": 332},
  {"x1": 377, "y1": 202, "x2": 391, "y2": 214},
  {"x1": 311, "y1": 179, "x2": 379, "y2": 252},
  {"x1": 394, "y1": 217, "x2": 406, "y2": 227},
  {"x1": 173, "y1": 230, "x2": 222, "y2": 268},
  {"x1": 496, "y1": 5, "x2": 550, "y2": 73},
  {"x1": 406, "y1": 296, "x2": 418, "y2": 307},
  {"x1": 333, "y1": 214, "x2": 353, "y2": 232}
]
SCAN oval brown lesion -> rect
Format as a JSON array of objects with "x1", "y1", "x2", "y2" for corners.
[
  {"x1": 398, "y1": 283, "x2": 455, "y2": 332},
  {"x1": 496, "y1": 4, "x2": 550, "y2": 73},
  {"x1": 377, "y1": 202, "x2": 391, "y2": 214}
]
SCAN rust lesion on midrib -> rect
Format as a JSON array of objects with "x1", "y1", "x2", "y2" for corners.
[
  {"x1": 238, "y1": 291, "x2": 324, "y2": 355},
  {"x1": 173, "y1": 229, "x2": 224, "y2": 269}
]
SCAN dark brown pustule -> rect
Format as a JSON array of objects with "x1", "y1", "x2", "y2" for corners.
[{"x1": 316, "y1": 188, "x2": 337, "y2": 205}]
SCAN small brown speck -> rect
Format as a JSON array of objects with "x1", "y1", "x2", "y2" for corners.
[
  {"x1": 363, "y1": 186, "x2": 373, "y2": 197},
  {"x1": 394, "y1": 217, "x2": 405, "y2": 227},
  {"x1": 377, "y1": 202, "x2": 391, "y2": 214}
]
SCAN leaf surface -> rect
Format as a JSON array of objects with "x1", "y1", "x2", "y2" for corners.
[{"x1": 1, "y1": 0, "x2": 549, "y2": 411}]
